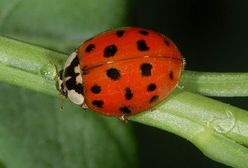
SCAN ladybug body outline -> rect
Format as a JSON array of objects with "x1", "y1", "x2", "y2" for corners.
[{"x1": 57, "y1": 27, "x2": 184, "y2": 118}]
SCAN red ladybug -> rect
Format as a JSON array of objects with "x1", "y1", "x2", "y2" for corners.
[{"x1": 57, "y1": 27, "x2": 184, "y2": 118}]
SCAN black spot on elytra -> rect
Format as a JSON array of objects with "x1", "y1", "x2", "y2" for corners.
[
  {"x1": 92, "y1": 100, "x2": 104, "y2": 108},
  {"x1": 137, "y1": 40, "x2": 149, "y2": 51},
  {"x1": 140, "y1": 63, "x2": 152, "y2": 76},
  {"x1": 64, "y1": 56, "x2": 84, "y2": 95},
  {"x1": 150, "y1": 95, "x2": 159, "y2": 103},
  {"x1": 164, "y1": 39, "x2": 170, "y2": 46},
  {"x1": 120, "y1": 106, "x2": 131, "y2": 114},
  {"x1": 147, "y1": 83, "x2": 157, "y2": 92},
  {"x1": 106, "y1": 68, "x2": 120, "y2": 80},
  {"x1": 139, "y1": 30, "x2": 149, "y2": 35},
  {"x1": 104, "y1": 45, "x2": 117, "y2": 57},
  {"x1": 85, "y1": 44, "x2": 95, "y2": 52},
  {"x1": 91, "y1": 84, "x2": 101, "y2": 94},
  {"x1": 169, "y1": 71, "x2": 174, "y2": 80},
  {"x1": 125, "y1": 87, "x2": 133, "y2": 100},
  {"x1": 116, "y1": 30, "x2": 125, "y2": 37}
]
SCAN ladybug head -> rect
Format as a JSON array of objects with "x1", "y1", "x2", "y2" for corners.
[{"x1": 56, "y1": 51, "x2": 85, "y2": 106}]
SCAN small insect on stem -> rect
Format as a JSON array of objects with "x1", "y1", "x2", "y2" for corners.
[{"x1": 57, "y1": 27, "x2": 184, "y2": 119}]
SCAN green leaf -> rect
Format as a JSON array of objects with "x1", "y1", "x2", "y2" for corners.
[
  {"x1": 0, "y1": 83, "x2": 136, "y2": 168},
  {"x1": 0, "y1": 0, "x2": 136, "y2": 168},
  {"x1": 0, "y1": 0, "x2": 130, "y2": 52}
]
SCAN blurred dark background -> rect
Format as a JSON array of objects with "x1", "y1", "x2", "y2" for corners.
[{"x1": 132, "y1": 0, "x2": 248, "y2": 167}]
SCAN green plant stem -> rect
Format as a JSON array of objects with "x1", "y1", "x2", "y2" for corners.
[
  {"x1": 1, "y1": 36, "x2": 248, "y2": 97},
  {"x1": 181, "y1": 70, "x2": 248, "y2": 97},
  {"x1": 0, "y1": 36, "x2": 65, "y2": 96},
  {"x1": 129, "y1": 90, "x2": 248, "y2": 168},
  {"x1": 1, "y1": 36, "x2": 248, "y2": 167}
]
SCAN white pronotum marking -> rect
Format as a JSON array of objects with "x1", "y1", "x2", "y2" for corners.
[{"x1": 62, "y1": 51, "x2": 85, "y2": 106}]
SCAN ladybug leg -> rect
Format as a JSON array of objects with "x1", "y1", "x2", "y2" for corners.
[
  {"x1": 81, "y1": 102, "x2": 88, "y2": 112},
  {"x1": 182, "y1": 57, "x2": 186, "y2": 69},
  {"x1": 176, "y1": 83, "x2": 184, "y2": 89},
  {"x1": 118, "y1": 115, "x2": 128, "y2": 123},
  {"x1": 176, "y1": 57, "x2": 186, "y2": 90},
  {"x1": 60, "y1": 97, "x2": 65, "y2": 111}
]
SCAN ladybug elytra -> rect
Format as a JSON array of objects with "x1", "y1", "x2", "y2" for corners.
[{"x1": 57, "y1": 27, "x2": 184, "y2": 118}]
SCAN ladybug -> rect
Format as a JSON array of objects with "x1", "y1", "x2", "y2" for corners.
[{"x1": 57, "y1": 27, "x2": 184, "y2": 119}]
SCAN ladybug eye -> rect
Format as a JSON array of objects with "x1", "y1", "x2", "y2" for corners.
[{"x1": 56, "y1": 69, "x2": 67, "y2": 96}]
